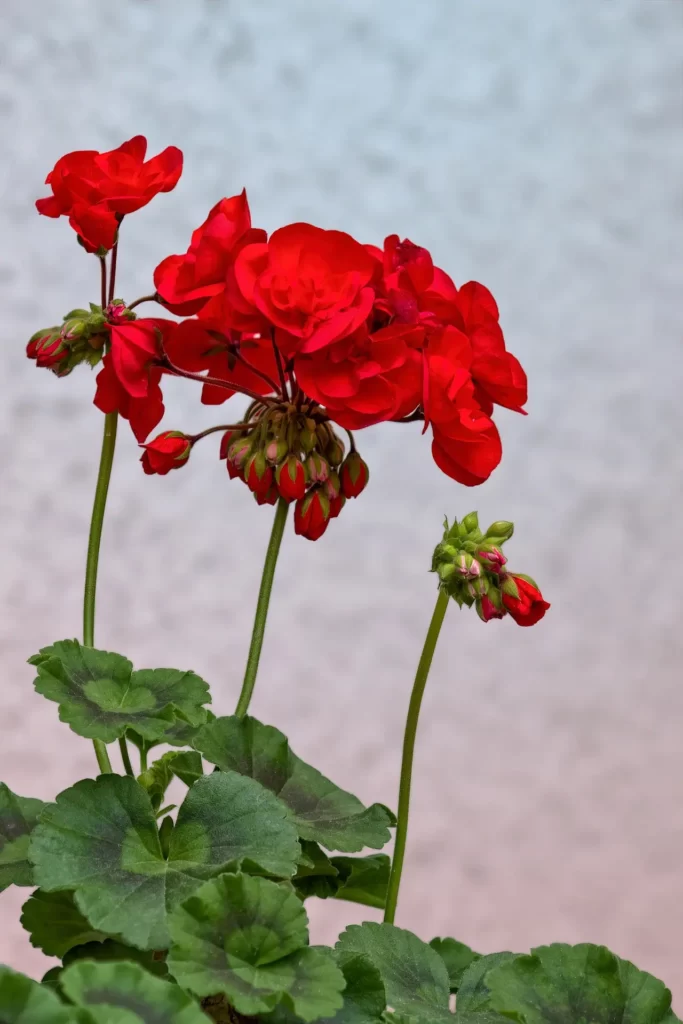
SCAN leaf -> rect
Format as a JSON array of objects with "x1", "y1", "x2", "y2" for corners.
[
  {"x1": 456, "y1": 952, "x2": 516, "y2": 1013},
  {"x1": 321, "y1": 954, "x2": 386, "y2": 1024},
  {"x1": 138, "y1": 750, "x2": 202, "y2": 812},
  {"x1": 168, "y1": 872, "x2": 345, "y2": 1021},
  {"x1": 0, "y1": 784, "x2": 46, "y2": 892},
  {"x1": 62, "y1": 941, "x2": 169, "y2": 979},
  {"x1": 196, "y1": 716, "x2": 394, "y2": 852},
  {"x1": 0, "y1": 965, "x2": 77, "y2": 1023},
  {"x1": 332, "y1": 855, "x2": 389, "y2": 910},
  {"x1": 30, "y1": 771, "x2": 300, "y2": 950},
  {"x1": 128, "y1": 712, "x2": 215, "y2": 754},
  {"x1": 293, "y1": 842, "x2": 339, "y2": 901},
  {"x1": 482, "y1": 944, "x2": 680, "y2": 1024},
  {"x1": 336, "y1": 922, "x2": 451, "y2": 1023},
  {"x1": 60, "y1": 959, "x2": 210, "y2": 1023},
  {"x1": 429, "y1": 938, "x2": 479, "y2": 993},
  {"x1": 171, "y1": 752, "x2": 203, "y2": 788},
  {"x1": 21, "y1": 890, "x2": 110, "y2": 958},
  {"x1": 29, "y1": 640, "x2": 211, "y2": 744}
]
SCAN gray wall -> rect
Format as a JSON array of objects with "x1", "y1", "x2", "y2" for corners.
[{"x1": 2, "y1": 0, "x2": 683, "y2": 1002}]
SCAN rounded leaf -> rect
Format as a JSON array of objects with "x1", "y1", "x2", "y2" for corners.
[
  {"x1": 60, "y1": 959, "x2": 210, "y2": 1023},
  {"x1": 0, "y1": 965, "x2": 77, "y2": 1023}
]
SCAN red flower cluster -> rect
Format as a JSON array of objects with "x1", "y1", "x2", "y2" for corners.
[{"x1": 31, "y1": 139, "x2": 530, "y2": 541}]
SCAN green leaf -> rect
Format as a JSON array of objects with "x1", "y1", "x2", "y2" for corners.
[
  {"x1": 0, "y1": 966, "x2": 78, "y2": 1023},
  {"x1": 128, "y1": 712, "x2": 215, "y2": 754},
  {"x1": 429, "y1": 937, "x2": 479, "y2": 993},
  {"x1": 483, "y1": 944, "x2": 680, "y2": 1024},
  {"x1": 168, "y1": 872, "x2": 345, "y2": 1021},
  {"x1": 0, "y1": 784, "x2": 46, "y2": 892},
  {"x1": 171, "y1": 752, "x2": 203, "y2": 788},
  {"x1": 322, "y1": 954, "x2": 386, "y2": 1024},
  {"x1": 293, "y1": 842, "x2": 339, "y2": 901},
  {"x1": 30, "y1": 772, "x2": 300, "y2": 950},
  {"x1": 62, "y1": 941, "x2": 169, "y2": 979},
  {"x1": 29, "y1": 640, "x2": 211, "y2": 744},
  {"x1": 332, "y1": 855, "x2": 389, "y2": 910},
  {"x1": 138, "y1": 750, "x2": 202, "y2": 812},
  {"x1": 336, "y1": 922, "x2": 451, "y2": 1023},
  {"x1": 456, "y1": 952, "x2": 516, "y2": 1013},
  {"x1": 21, "y1": 890, "x2": 110, "y2": 958},
  {"x1": 60, "y1": 959, "x2": 210, "y2": 1023},
  {"x1": 196, "y1": 716, "x2": 394, "y2": 852}
]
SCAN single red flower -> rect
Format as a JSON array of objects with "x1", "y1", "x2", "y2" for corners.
[
  {"x1": 140, "y1": 431, "x2": 191, "y2": 475},
  {"x1": 294, "y1": 488, "x2": 331, "y2": 541},
  {"x1": 108, "y1": 318, "x2": 175, "y2": 399},
  {"x1": 36, "y1": 136, "x2": 183, "y2": 252},
  {"x1": 26, "y1": 329, "x2": 68, "y2": 371},
  {"x1": 164, "y1": 319, "x2": 278, "y2": 405},
  {"x1": 154, "y1": 191, "x2": 267, "y2": 325},
  {"x1": 94, "y1": 356, "x2": 164, "y2": 442},
  {"x1": 502, "y1": 574, "x2": 550, "y2": 626},
  {"x1": 235, "y1": 223, "x2": 376, "y2": 355}
]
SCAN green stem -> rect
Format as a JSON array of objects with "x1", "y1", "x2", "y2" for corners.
[
  {"x1": 139, "y1": 744, "x2": 148, "y2": 773},
  {"x1": 118, "y1": 737, "x2": 134, "y2": 777},
  {"x1": 84, "y1": 411, "x2": 119, "y2": 775},
  {"x1": 235, "y1": 497, "x2": 290, "y2": 718},
  {"x1": 384, "y1": 587, "x2": 450, "y2": 924}
]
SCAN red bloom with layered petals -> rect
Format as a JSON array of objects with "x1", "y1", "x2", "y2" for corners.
[
  {"x1": 154, "y1": 191, "x2": 266, "y2": 328},
  {"x1": 235, "y1": 223, "x2": 376, "y2": 355},
  {"x1": 36, "y1": 136, "x2": 182, "y2": 252},
  {"x1": 140, "y1": 431, "x2": 191, "y2": 475},
  {"x1": 108, "y1": 318, "x2": 175, "y2": 399},
  {"x1": 94, "y1": 356, "x2": 164, "y2": 442}
]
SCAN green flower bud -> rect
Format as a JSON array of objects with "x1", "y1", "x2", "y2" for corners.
[
  {"x1": 485, "y1": 520, "x2": 514, "y2": 542},
  {"x1": 462, "y1": 511, "x2": 480, "y2": 533}
]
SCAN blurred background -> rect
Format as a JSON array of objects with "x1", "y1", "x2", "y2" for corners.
[{"x1": 2, "y1": 0, "x2": 683, "y2": 1002}]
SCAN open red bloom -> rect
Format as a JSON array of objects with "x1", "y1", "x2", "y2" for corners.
[
  {"x1": 502, "y1": 575, "x2": 550, "y2": 626},
  {"x1": 108, "y1": 318, "x2": 176, "y2": 399},
  {"x1": 154, "y1": 191, "x2": 266, "y2": 327},
  {"x1": 94, "y1": 356, "x2": 164, "y2": 442},
  {"x1": 140, "y1": 431, "x2": 191, "y2": 475},
  {"x1": 235, "y1": 223, "x2": 376, "y2": 356},
  {"x1": 164, "y1": 319, "x2": 278, "y2": 405},
  {"x1": 36, "y1": 136, "x2": 182, "y2": 252}
]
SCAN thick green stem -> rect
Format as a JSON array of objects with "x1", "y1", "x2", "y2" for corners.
[
  {"x1": 384, "y1": 587, "x2": 450, "y2": 924},
  {"x1": 118, "y1": 737, "x2": 134, "y2": 777},
  {"x1": 235, "y1": 497, "x2": 289, "y2": 718},
  {"x1": 84, "y1": 411, "x2": 119, "y2": 774}
]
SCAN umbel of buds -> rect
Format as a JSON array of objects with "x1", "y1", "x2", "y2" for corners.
[
  {"x1": 26, "y1": 301, "x2": 137, "y2": 377},
  {"x1": 432, "y1": 513, "x2": 550, "y2": 627}
]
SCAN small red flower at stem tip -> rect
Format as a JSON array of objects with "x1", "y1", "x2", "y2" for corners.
[
  {"x1": 140, "y1": 431, "x2": 191, "y2": 475},
  {"x1": 340, "y1": 452, "x2": 369, "y2": 498},
  {"x1": 501, "y1": 574, "x2": 550, "y2": 627},
  {"x1": 294, "y1": 488, "x2": 331, "y2": 541},
  {"x1": 275, "y1": 456, "x2": 306, "y2": 503}
]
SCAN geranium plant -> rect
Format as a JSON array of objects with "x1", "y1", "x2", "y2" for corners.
[{"x1": 0, "y1": 136, "x2": 675, "y2": 1024}]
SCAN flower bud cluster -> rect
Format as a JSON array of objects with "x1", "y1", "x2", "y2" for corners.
[
  {"x1": 432, "y1": 513, "x2": 549, "y2": 626},
  {"x1": 26, "y1": 301, "x2": 136, "y2": 376},
  {"x1": 220, "y1": 406, "x2": 369, "y2": 541}
]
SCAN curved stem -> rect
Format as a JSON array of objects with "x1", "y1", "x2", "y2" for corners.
[
  {"x1": 107, "y1": 242, "x2": 119, "y2": 304},
  {"x1": 190, "y1": 421, "x2": 258, "y2": 445},
  {"x1": 384, "y1": 587, "x2": 450, "y2": 924},
  {"x1": 99, "y1": 257, "x2": 107, "y2": 308},
  {"x1": 235, "y1": 498, "x2": 290, "y2": 718},
  {"x1": 160, "y1": 355, "x2": 278, "y2": 407},
  {"x1": 83, "y1": 411, "x2": 119, "y2": 775},
  {"x1": 128, "y1": 293, "x2": 160, "y2": 311},
  {"x1": 271, "y1": 335, "x2": 289, "y2": 400},
  {"x1": 232, "y1": 348, "x2": 280, "y2": 396},
  {"x1": 118, "y1": 737, "x2": 134, "y2": 777}
]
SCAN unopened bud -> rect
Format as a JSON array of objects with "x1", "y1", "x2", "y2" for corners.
[
  {"x1": 340, "y1": 452, "x2": 369, "y2": 499},
  {"x1": 485, "y1": 520, "x2": 514, "y2": 542},
  {"x1": 325, "y1": 436, "x2": 345, "y2": 466},
  {"x1": 61, "y1": 318, "x2": 87, "y2": 341},
  {"x1": 461, "y1": 511, "x2": 480, "y2": 534},
  {"x1": 299, "y1": 427, "x2": 317, "y2": 453},
  {"x1": 265, "y1": 438, "x2": 288, "y2": 464},
  {"x1": 307, "y1": 452, "x2": 330, "y2": 483},
  {"x1": 325, "y1": 470, "x2": 341, "y2": 500},
  {"x1": 455, "y1": 552, "x2": 481, "y2": 579},
  {"x1": 476, "y1": 593, "x2": 506, "y2": 623},
  {"x1": 478, "y1": 546, "x2": 507, "y2": 574}
]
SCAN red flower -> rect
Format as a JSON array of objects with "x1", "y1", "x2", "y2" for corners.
[
  {"x1": 26, "y1": 329, "x2": 68, "y2": 371},
  {"x1": 154, "y1": 191, "x2": 266, "y2": 327},
  {"x1": 340, "y1": 452, "x2": 369, "y2": 498},
  {"x1": 235, "y1": 223, "x2": 376, "y2": 355},
  {"x1": 276, "y1": 457, "x2": 307, "y2": 502},
  {"x1": 502, "y1": 575, "x2": 550, "y2": 626},
  {"x1": 294, "y1": 322, "x2": 422, "y2": 430},
  {"x1": 36, "y1": 136, "x2": 182, "y2": 252},
  {"x1": 140, "y1": 431, "x2": 191, "y2": 475},
  {"x1": 164, "y1": 319, "x2": 278, "y2": 406},
  {"x1": 477, "y1": 594, "x2": 506, "y2": 622},
  {"x1": 244, "y1": 452, "x2": 273, "y2": 499},
  {"x1": 294, "y1": 489, "x2": 331, "y2": 541},
  {"x1": 94, "y1": 356, "x2": 164, "y2": 442},
  {"x1": 108, "y1": 318, "x2": 175, "y2": 399}
]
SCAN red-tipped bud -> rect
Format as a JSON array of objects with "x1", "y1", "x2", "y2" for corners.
[
  {"x1": 340, "y1": 452, "x2": 369, "y2": 498},
  {"x1": 329, "y1": 493, "x2": 346, "y2": 519},
  {"x1": 478, "y1": 547, "x2": 507, "y2": 574},
  {"x1": 306, "y1": 452, "x2": 330, "y2": 483},
  {"x1": 476, "y1": 594, "x2": 506, "y2": 622},
  {"x1": 294, "y1": 488, "x2": 331, "y2": 541},
  {"x1": 276, "y1": 456, "x2": 306, "y2": 503},
  {"x1": 26, "y1": 328, "x2": 68, "y2": 369},
  {"x1": 225, "y1": 435, "x2": 252, "y2": 478},
  {"x1": 105, "y1": 300, "x2": 136, "y2": 325},
  {"x1": 325, "y1": 470, "x2": 341, "y2": 501},
  {"x1": 140, "y1": 431, "x2": 191, "y2": 476},
  {"x1": 220, "y1": 430, "x2": 235, "y2": 460},
  {"x1": 501, "y1": 574, "x2": 550, "y2": 627},
  {"x1": 254, "y1": 482, "x2": 279, "y2": 506},
  {"x1": 245, "y1": 451, "x2": 273, "y2": 497},
  {"x1": 265, "y1": 438, "x2": 289, "y2": 464}
]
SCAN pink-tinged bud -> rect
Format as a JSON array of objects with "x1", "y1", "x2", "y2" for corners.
[
  {"x1": 26, "y1": 328, "x2": 68, "y2": 369},
  {"x1": 476, "y1": 594, "x2": 506, "y2": 623},
  {"x1": 105, "y1": 301, "x2": 136, "y2": 325},
  {"x1": 227, "y1": 436, "x2": 251, "y2": 470},
  {"x1": 306, "y1": 452, "x2": 330, "y2": 483},
  {"x1": 340, "y1": 452, "x2": 369, "y2": 498},
  {"x1": 478, "y1": 547, "x2": 507, "y2": 574},
  {"x1": 329, "y1": 493, "x2": 345, "y2": 519},
  {"x1": 455, "y1": 552, "x2": 481, "y2": 579},
  {"x1": 294, "y1": 488, "x2": 331, "y2": 541},
  {"x1": 265, "y1": 438, "x2": 288, "y2": 464},
  {"x1": 140, "y1": 431, "x2": 191, "y2": 476},
  {"x1": 501, "y1": 574, "x2": 550, "y2": 627},
  {"x1": 276, "y1": 456, "x2": 306, "y2": 503},
  {"x1": 325, "y1": 470, "x2": 341, "y2": 501},
  {"x1": 244, "y1": 452, "x2": 273, "y2": 498}
]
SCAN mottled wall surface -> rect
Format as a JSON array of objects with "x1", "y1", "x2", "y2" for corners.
[{"x1": 1, "y1": 0, "x2": 683, "y2": 1001}]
